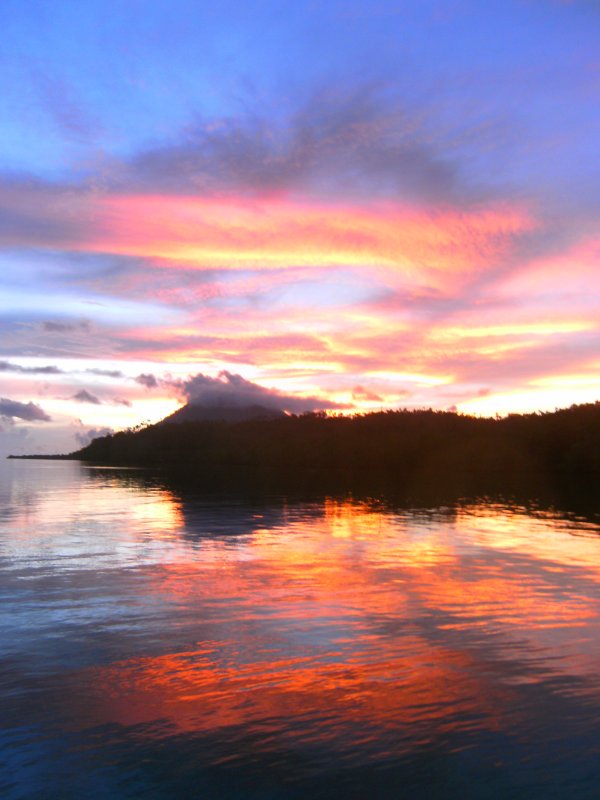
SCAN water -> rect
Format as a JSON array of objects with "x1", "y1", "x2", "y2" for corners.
[{"x1": 1, "y1": 460, "x2": 600, "y2": 799}]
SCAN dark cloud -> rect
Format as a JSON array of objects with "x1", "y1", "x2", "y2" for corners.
[
  {"x1": 72, "y1": 389, "x2": 101, "y2": 404},
  {"x1": 75, "y1": 426, "x2": 113, "y2": 447},
  {"x1": 181, "y1": 371, "x2": 346, "y2": 413},
  {"x1": 113, "y1": 397, "x2": 131, "y2": 406},
  {"x1": 121, "y1": 85, "x2": 481, "y2": 205},
  {"x1": 0, "y1": 398, "x2": 51, "y2": 421},
  {"x1": 0, "y1": 360, "x2": 63, "y2": 375},
  {"x1": 0, "y1": 175, "x2": 89, "y2": 248},
  {"x1": 135, "y1": 373, "x2": 159, "y2": 389},
  {"x1": 43, "y1": 319, "x2": 91, "y2": 333},
  {"x1": 0, "y1": 361, "x2": 127, "y2": 386},
  {"x1": 86, "y1": 368, "x2": 125, "y2": 378},
  {"x1": 8, "y1": 83, "x2": 473, "y2": 233}
]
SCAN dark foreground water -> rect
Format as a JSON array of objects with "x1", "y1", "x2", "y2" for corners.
[{"x1": 1, "y1": 461, "x2": 600, "y2": 799}]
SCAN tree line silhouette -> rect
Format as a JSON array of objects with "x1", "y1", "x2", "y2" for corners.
[{"x1": 62, "y1": 402, "x2": 600, "y2": 495}]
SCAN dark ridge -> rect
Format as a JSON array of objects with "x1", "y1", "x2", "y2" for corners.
[
  {"x1": 7, "y1": 453, "x2": 71, "y2": 460},
  {"x1": 13, "y1": 401, "x2": 600, "y2": 497},
  {"x1": 160, "y1": 403, "x2": 286, "y2": 424}
]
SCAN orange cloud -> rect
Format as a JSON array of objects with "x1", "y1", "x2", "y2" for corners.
[
  {"x1": 14, "y1": 187, "x2": 597, "y2": 419},
  {"x1": 87, "y1": 195, "x2": 534, "y2": 282}
]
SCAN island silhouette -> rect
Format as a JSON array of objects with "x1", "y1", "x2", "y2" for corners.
[{"x1": 11, "y1": 401, "x2": 600, "y2": 499}]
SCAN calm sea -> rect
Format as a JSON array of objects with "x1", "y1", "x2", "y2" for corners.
[{"x1": 1, "y1": 460, "x2": 600, "y2": 799}]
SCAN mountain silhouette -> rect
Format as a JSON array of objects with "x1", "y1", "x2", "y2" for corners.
[{"x1": 160, "y1": 403, "x2": 286, "y2": 424}]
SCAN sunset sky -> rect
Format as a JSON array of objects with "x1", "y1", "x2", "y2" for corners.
[{"x1": 1, "y1": 0, "x2": 600, "y2": 455}]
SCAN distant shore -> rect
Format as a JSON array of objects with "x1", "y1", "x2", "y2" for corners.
[{"x1": 8, "y1": 453, "x2": 73, "y2": 460}]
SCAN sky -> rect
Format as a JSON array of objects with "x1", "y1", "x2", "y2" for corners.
[{"x1": 1, "y1": 0, "x2": 600, "y2": 456}]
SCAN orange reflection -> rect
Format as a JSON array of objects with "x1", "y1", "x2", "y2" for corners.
[
  {"x1": 82, "y1": 640, "x2": 516, "y2": 744},
  {"x1": 130, "y1": 489, "x2": 185, "y2": 536},
  {"x1": 67, "y1": 497, "x2": 600, "y2": 747}
]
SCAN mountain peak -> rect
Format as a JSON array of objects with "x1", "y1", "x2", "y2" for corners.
[{"x1": 160, "y1": 403, "x2": 286, "y2": 424}]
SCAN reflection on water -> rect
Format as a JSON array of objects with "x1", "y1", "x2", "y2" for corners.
[{"x1": 1, "y1": 461, "x2": 600, "y2": 799}]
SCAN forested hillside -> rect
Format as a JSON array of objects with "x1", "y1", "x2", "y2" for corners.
[{"x1": 67, "y1": 403, "x2": 600, "y2": 493}]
